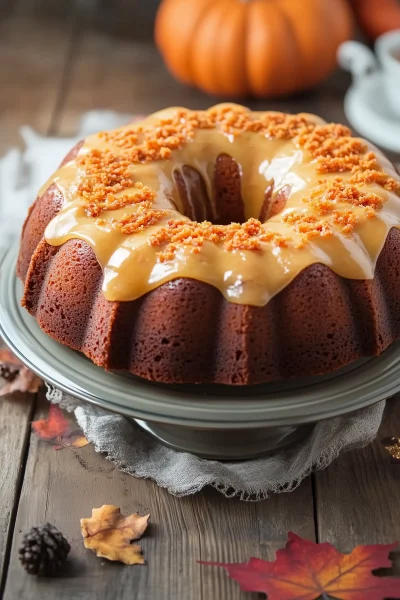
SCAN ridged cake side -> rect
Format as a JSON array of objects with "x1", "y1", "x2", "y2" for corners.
[{"x1": 17, "y1": 143, "x2": 400, "y2": 385}]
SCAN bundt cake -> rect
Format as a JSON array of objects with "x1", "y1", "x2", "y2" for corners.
[{"x1": 17, "y1": 104, "x2": 400, "y2": 385}]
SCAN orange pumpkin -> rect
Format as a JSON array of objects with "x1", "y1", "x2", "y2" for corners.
[
  {"x1": 349, "y1": 0, "x2": 400, "y2": 40},
  {"x1": 155, "y1": 0, "x2": 353, "y2": 98}
]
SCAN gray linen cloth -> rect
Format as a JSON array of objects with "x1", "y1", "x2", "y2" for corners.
[{"x1": 47, "y1": 385, "x2": 384, "y2": 501}]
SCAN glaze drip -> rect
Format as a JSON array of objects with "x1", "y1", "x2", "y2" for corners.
[{"x1": 43, "y1": 104, "x2": 400, "y2": 305}]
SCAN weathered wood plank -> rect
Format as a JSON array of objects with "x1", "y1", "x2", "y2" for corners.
[
  {"x1": 94, "y1": 0, "x2": 159, "y2": 40},
  {"x1": 55, "y1": 34, "x2": 213, "y2": 137},
  {"x1": 11, "y1": 0, "x2": 159, "y2": 39},
  {"x1": 315, "y1": 396, "x2": 400, "y2": 574},
  {"x1": 55, "y1": 23, "x2": 354, "y2": 135},
  {"x1": 0, "y1": 15, "x2": 76, "y2": 153},
  {"x1": 11, "y1": 0, "x2": 75, "y2": 20},
  {"x1": 3, "y1": 394, "x2": 315, "y2": 599},
  {"x1": 195, "y1": 486, "x2": 315, "y2": 600},
  {"x1": 0, "y1": 11, "x2": 79, "y2": 592},
  {"x1": 0, "y1": 387, "x2": 35, "y2": 590}
]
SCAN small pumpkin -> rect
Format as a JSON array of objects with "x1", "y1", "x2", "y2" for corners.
[
  {"x1": 349, "y1": 0, "x2": 400, "y2": 41},
  {"x1": 155, "y1": 0, "x2": 353, "y2": 98}
]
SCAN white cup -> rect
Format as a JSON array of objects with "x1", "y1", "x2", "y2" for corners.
[
  {"x1": 338, "y1": 30, "x2": 400, "y2": 121},
  {"x1": 375, "y1": 30, "x2": 400, "y2": 120}
]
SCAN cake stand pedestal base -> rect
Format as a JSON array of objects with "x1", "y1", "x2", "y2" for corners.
[{"x1": 135, "y1": 419, "x2": 314, "y2": 460}]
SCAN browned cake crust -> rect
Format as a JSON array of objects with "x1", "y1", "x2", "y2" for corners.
[{"x1": 17, "y1": 141, "x2": 400, "y2": 385}]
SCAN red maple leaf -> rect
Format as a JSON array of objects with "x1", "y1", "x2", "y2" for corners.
[
  {"x1": 200, "y1": 532, "x2": 400, "y2": 600},
  {"x1": 32, "y1": 404, "x2": 89, "y2": 450}
]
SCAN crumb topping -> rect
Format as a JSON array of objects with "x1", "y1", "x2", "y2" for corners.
[
  {"x1": 283, "y1": 213, "x2": 333, "y2": 240},
  {"x1": 77, "y1": 150, "x2": 156, "y2": 218},
  {"x1": 71, "y1": 105, "x2": 399, "y2": 259},
  {"x1": 282, "y1": 178, "x2": 383, "y2": 240},
  {"x1": 149, "y1": 218, "x2": 289, "y2": 263},
  {"x1": 117, "y1": 205, "x2": 167, "y2": 235},
  {"x1": 303, "y1": 177, "x2": 383, "y2": 218}
]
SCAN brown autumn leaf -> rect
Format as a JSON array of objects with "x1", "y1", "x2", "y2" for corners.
[
  {"x1": 80, "y1": 505, "x2": 150, "y2": 565},
  {"x1": 381, "y1": 436, "x2": 400, "y2": 463},
  {"x1": 59, "y1": 431, "x2": 90, "y2": 449},
  {"x1": 201, "y1": 532, "x2": 400, "y2": 600},
  {"x1": 32, "y1": 403, "x2": 89, "y2": 450},
  {"x1": 0, "y1": 348, "x2": 42, "y2": 396}
]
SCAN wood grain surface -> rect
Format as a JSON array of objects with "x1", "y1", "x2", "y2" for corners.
[
  {"x1": 3, "y1": 394, "x2": 315, "y2": 600},
  {"x1": 0, "y1": 379, "x2": 35, "y2": 594},
  {"x1": 315, "y1": 398, "x2": 400, "y2": 574},
  {"x1": 0, "y1": 10, "x2": 75, "y2": 592},
  {"x1": 0, "y1": 14, "x2": 76, "y2": 151},
  {"x1": 0, "y1": 4, "x2": 399, "y2": 599}
]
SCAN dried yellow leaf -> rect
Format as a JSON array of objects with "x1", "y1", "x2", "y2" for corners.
[{"x1": 80, "y1": 505, "x2": 150, "y2": 565}]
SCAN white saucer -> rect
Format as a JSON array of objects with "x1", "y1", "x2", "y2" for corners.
[{"x1": 344, "y1": 71, "x2": 400, "y2": 153}]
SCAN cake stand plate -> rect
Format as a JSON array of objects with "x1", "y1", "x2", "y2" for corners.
[{"x1": 1, "y1": 246, "x2": 400, "y2": 459}]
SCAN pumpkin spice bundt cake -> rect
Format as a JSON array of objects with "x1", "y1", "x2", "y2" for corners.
[{"x1": 17, "y1": 104, "x2": 400, "y2": 385}]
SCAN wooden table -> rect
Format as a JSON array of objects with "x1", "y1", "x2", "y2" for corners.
[{"x1": 0, "y1": 8, "x2": 399, "y2": 599}]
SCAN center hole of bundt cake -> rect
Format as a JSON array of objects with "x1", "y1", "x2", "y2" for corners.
[{"x1": 172, "y1": 154, "x2": 289, "y2": 225}]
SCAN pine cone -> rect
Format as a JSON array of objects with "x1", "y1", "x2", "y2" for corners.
[
  {"x1": 0, "y1": 364, "x2": 18, "y2": 382},
  {"x1": 18, "y1": 523, "x2": 70, "y2": 576}
]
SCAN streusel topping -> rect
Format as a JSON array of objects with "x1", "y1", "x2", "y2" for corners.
[{"x1": 42, "y1": 104, "x2": 400, "y2": 305}]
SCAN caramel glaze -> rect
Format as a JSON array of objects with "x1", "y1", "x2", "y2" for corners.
[{"x1": 42, "y1": 104, "x2": 400, "y2": 306}]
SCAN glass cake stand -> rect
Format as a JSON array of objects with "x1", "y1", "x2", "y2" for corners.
[{"x1": 1, "y1": 246, "x2": 399, "y2": 459}]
